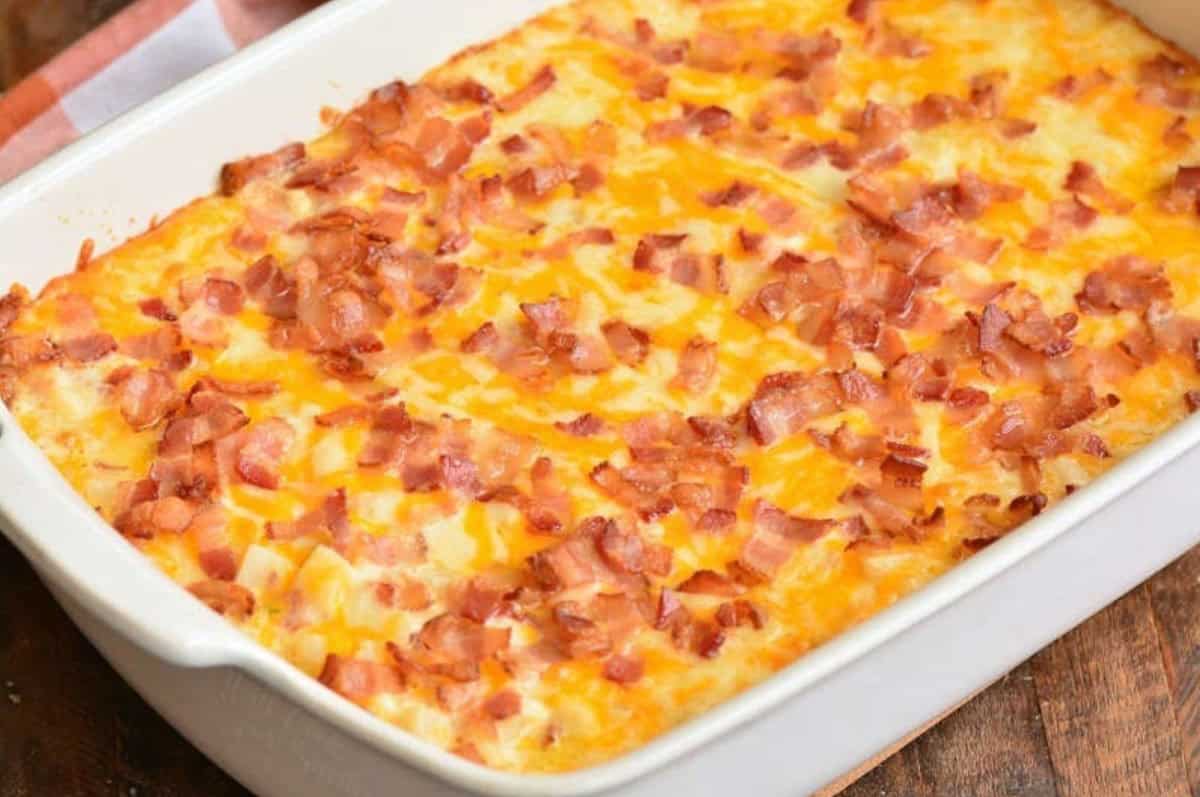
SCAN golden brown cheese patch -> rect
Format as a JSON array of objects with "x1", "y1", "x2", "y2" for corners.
[{"x1": 4, "y1": 0, "x2": 1200, "y2": 774}]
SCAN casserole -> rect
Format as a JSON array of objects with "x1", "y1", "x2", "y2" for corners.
[{"x1": 3, "y1": 0, "x2": 1200, "y2": 793}]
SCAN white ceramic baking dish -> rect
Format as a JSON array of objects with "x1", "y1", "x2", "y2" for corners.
[{"x1": 2, "y1": 1, "x2": 1199, "y2": 794}]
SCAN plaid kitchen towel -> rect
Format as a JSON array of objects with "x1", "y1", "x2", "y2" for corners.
[{"x1": 0, "y1": 0, "x2": 322, "y2": 183}]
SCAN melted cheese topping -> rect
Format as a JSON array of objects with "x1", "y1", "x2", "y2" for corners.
[{"x1": 4, "y1": 0, "x2": 1200, "y2": 774}]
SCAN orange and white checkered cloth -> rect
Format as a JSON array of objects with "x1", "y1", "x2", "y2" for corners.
[{"x1": 0, "y1": 0, "x2": 323, "y2": 184}]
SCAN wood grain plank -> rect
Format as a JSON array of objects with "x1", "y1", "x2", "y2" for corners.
[
  {"x1": 840, "y1": 662, "x2": 1058, "y2": 797},
  {"x1": 1031, "y1": 585, "x2": 1189, "y2": 797},
  {"x1": 1147, "y1": 546, "x2": 1200, "y2": 795},
  {"x1": 0, "y1": 536, "x2": 248, "y2": 797}
]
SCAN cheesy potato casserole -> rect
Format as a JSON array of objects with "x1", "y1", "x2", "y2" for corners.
[{"x1": 3, "y1": 0, "x2": 1200, "y2": 773}]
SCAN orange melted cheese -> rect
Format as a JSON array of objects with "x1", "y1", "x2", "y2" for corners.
[{"x1": 4, "y1": 0, "x2": 1200, "y2": 774}]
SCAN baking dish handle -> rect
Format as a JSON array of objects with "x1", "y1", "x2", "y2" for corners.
[{"x1": 0, "y1": 408, "x2": 245, "y2": 668}]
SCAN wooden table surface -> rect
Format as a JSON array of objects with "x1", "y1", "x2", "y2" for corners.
[{"x1": 4, "y1": 2, "x2": 1200, "y2": 795}]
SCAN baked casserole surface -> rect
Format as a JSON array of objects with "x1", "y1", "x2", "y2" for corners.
[{"x1": 3, "y1": 0, "x2": 1200, "y2": 773}]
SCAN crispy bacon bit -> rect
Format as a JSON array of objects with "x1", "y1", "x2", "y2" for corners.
[
  {"x1": 701, "y1": 181, "x2": 756, "y2": 208},
  {"x1": 1186, "y1": 391, "x2": 1200, "y2": 412},
  {"x1": 219, "y1": 142, "x2": 305, "y2": 195},
  {"x1": 1024, "y1": 197, "x2": 1097, "y2": 251},
  {"x1": 527, "y1": 456, "x2": 574, "y2": 533},
  {"x1": 483, "y1": 690, "x2": 522, "y2": 720},
  {"x1": 1136, "y1": 53, "x2": 1199, "y2": 110},
  {"x1": 978, "y1": 303, "x2": 1011, "y2": 353},
  {"x1": 1076, "y1": 256, "x2": 1172, "y2": 314},
  {"x1": 1064, "y1": 160, "x2": 1132, "y2": 213},
  {"x1": 112, "y1": 368, "x2": 178, "y2": 430},
  {"x1": 188, "y1": 505, "x2": 238, "y2": 580},
  {"x1": 840, "y1": 484, "x2": 914, "y2": 537},
  {"x1": 267, "y1": 489, "x2": 350, "y2": 542},
  {"x1": 866, "y1": 23, "x2": 931, "y2": 59},
  {"x1": 676, "y1": 569, "x2": 743, "y2": 597},
  {"x1": 61, "y1": 332, "x2": 117, "y2": 363},
  {"x1": 747, "y1": 372, "x2": 841, "y2": 445},
  {"x1": 671, "y1": 336, "x2": 717, "y2": 394},
  {"x1": 738, "y1": 500, "x2": 834, "y2": 579},
  {"x1": 232, "y1": 418, "x2": 295, "y2": 490},
  {"x1": 1000, "y1": 118, "x2": 1037, "y2": 138},
  {"x1": 318, "y1": 655, "x2": 405, "y2": 701},
  {"x1": 1046, "y1": 383, "x2": 1099, "y2": 429},
  {"x1": 555, "y1": 413, "x2": 605, "y2": 437},
  {"x1": 590, "y1": 462, "x2": 674, "y2": 521},
  {"x1": 636, "y1": 71, "x2": 670, "y2": 101},
  {"x1": 461, "y1": 322, "x2": 500, "y2": 354},
  {"x1": 1051, "y1": 68, "x2": 1113, "y2": 101},
  {"x1": 413, "y1": 117, "x2": 475, "y2": 180},
  {"x1": 533, "y1": 227, "x2": 615, "y2": 259},
  {"x1": 188, "y1": 580, "x2": 254, "y2": 619},
  {"x1": 1161, "y1": 165, "x2": 1200, "y2": 215},
  {"x1": 439, "y1": 79, "x2": 495, "y2": 105},
  {"x1": 203, "y1": 279, "x2": 245, "y2": 315},
  {"x1": 645, "y1": 105, "x2": 733, "y2": 143},
  {"x1": 498, "y1": 65, "x2": 557, "y2": 112},
  {"x1": 879, "y1": 454, "x2": 926, "y2": 511},
  {"x1": 847, "y1": 0, "x2": 877, "y2": 23},
  {"x1": 407, "y1": 614, "x2": 511, "y2": 682},
  {"x1": 715, "y1": 600, "x2": 766, "y2": 630},
  {"x1": 138, "y1": 297, "x2": 176, "y2": 322},
  {"x1": 1165, "y1": 117, "x2": 1193, "y2": 149},
  {"x1": 1080, "y1": 432, "x2": 1111, "y2": 458},
  {"x1": 603, "y1": 654, "x2": 645, "y2": 684},
  {"x1": 116, "y1": 495, "x2": 197, "y2": 538},
  {"x1": 601, "y1": 319, "x2": 651, "y2": 366},
  {"x1": 244, "y1": 255, "x2": 297, "y2": 320},
  {"x1": 0, "y1": 334, "x2": 58, "y2": 367}
]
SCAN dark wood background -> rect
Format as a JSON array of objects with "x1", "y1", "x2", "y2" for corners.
[{"x1": 4, "y1": 3, "x2": 1200, "y2": 795}]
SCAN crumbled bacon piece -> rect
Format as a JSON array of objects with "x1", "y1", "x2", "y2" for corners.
[
  {"x1": 1024, "y1": 196, "x2": 1097, "y2": 251},
  {"x1": 715, "y1": 599, "x2": 766, "y2": 630},
  {"x1": 406, "y1": 614, "x2": 511, "y2": 682},
  {"x1": 187, "y1": 505, "x2": 238, "y2": 580},
  {"x1": 701, "y1": 181, "x2": 756, "y2": 208},
  {"x1": 203, "y1": 279, "x2": 245, "y2": 315},
  {"x1": 671, "y1": 336, "x2": 717, "y2": 394},
  {"x1": 644, "y1": 105, "x2": 733, "y2": 142},
  {"x1": 1051, "y1": 68, "x2": 1113, "y2": 101},
  {"x1": 879, "y1": 453, "x2": 926, "y2": 511},
  {"x1": 228, "y1": 418, "x2": 295, "y2": 490},
  {"x1": 603, "y1": 654, "x2": 645, "y2": 684},
  {"x1": 318, "y1": 655, "x2": 405, "y2": 700},
  {"x1": 738, "y1": 500, "x2": 834, "y2": 579},
  {"x1": 438, "y1": 78, "x2": 495, "y2": 105},
  {"x1": 555, "y1": 413, "x2": 606, "y2": 437},
  {"x1": 267, "y1": 489, "x2": 351, "y2": 543},
  {"x1": 747, "y1": 372, "x2": 841, "y2": 445},
  {"x1": 188, "y1": 580, "x2": 255, "y2": 619},
  {"x1": 840, "y1": 483, "x2": 914, "y2": 537},
  {"x1": 676, "y1": 569, "x2": 743, "y2": 597},
  {"x1": 1063, "y1": 160, "x2": 1132, "y2": 213},
  {"x1": 1076, "y1": 256, "x2": 1172, "y2": 314},
  {"x1": 219, "y1": 142, "x2": 305, "y2": 195},
  {"x1": 497, "y1": 65, "x2": 557, "y2": 112},
  {"x1": 111, "y1": 368, "x2": 178, "y2": 430},
  {"x1": 61, "y1": 332, "x2": 117, "y2": 363},
  {"x1": 116, "y1": 495, "x2": 197, "y2": 539},
  {"x1": 1164, "y1": 117, "x2": 1193, "y2": 149},
  {"x1": 601, "y1": 319, "x2": 651, "y2": 366},
  {"x1": 846, "y1": 0, "x2": 877, "y2": 23},
  {"x1": 483, "y1": 690, "x2": 522, "y2": 720},
  {"x1": 865, "y1": 23, "x2": 931, "y2": 59}
]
